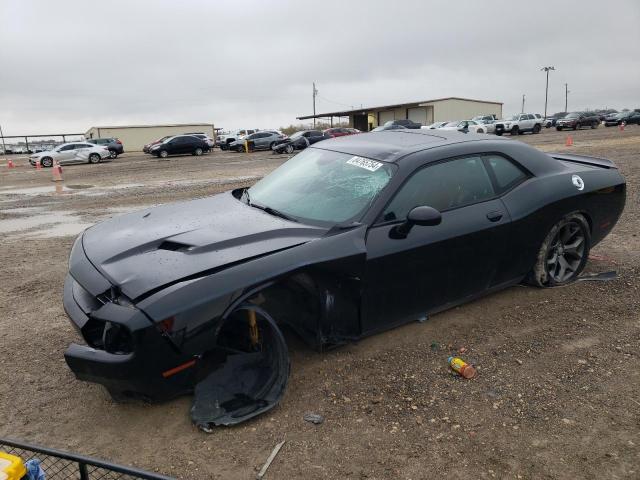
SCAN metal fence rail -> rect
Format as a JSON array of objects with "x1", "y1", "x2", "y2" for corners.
[{"x1": 0, "y1": 438, "x2": 174, "y2": 480}]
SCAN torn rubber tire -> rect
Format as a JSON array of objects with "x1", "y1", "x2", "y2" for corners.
[{"x1": 191, "y1": 306, "x2": 290, "y2": 430}]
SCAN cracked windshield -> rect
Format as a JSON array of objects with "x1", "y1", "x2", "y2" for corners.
[{"x1": 248, "y1": 148, "x2": 395, "y2": 223}]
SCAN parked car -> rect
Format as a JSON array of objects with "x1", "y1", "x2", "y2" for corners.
[
  {"x1": 272, "y1": 130, "x2": 330, "y2": 154},
  {"x1": 603, "y1": 111, "x2": 640, "y2": 127},
  {"x1": 143, "y1": 136, "x2": 172, "y2": 153},
  {"x1": 371, "y1": 124, "x2": 407, "y2": 132},
  {"x1": 229, "y1": 131, "x2": 286, "y2": 152},
  {"x1": 437, "y1": 120, "x2": 494, "y2": 134},
  {"x1": 217, "y1": 129, "x2": 258, "y2": 150},
  {"x1": 62, "y1": 129, "x2": 625, "y2": 428},
  {"x1": 324, "y1": 127, "x2": 360, "y2": 138},
  {"x1": 471, "y1": 114, "x2": 498, "y2": 122},
  {"x1": 546, "y1": 112, "x2": 568, "y2": 127},
  {"x1": 29, "y1": 142, "x2": 110, "y2": 167},
  {"x1": 185, "y1": 133, "x2": 215, "y2": 148},
  {"x1": 423, "y1": 121, "x2": 450, "y2": 130},
  {"x1": 556, "y1": 112, "x2": 600, "y2": 130},
  {"x1": 149, "y1": 135, "x2": 209, "y2": 158},
  {"x1": 381, "y1": 119, "x2": 422, "y2": 129},
  {"x1": 494, "y1": 114, "x2": 543, "y2": 136},
  {"x1": 87, "y1": 138, "x2": 124, "y2": 158}
]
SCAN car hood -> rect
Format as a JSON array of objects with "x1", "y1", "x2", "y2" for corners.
[{"x1": 81, "y1": 191, "x2": 326, "y2": 300}]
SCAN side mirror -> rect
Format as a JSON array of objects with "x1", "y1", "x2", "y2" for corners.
[{"x1": 391, "y1": 206, "x2": 442, "y2": 238}]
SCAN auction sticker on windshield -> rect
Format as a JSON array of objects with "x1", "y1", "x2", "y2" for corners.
[{"x1": 346, "y1": 156, "x2": 384, "y2": 172}]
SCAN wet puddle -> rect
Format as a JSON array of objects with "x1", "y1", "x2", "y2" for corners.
[{"x1": 0, "y1": 204, "x2": 156, "y2": 239}]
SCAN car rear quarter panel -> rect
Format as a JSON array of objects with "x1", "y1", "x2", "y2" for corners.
[{"x1": 499, "y1": 163, "x2": 625, "y2": 280}]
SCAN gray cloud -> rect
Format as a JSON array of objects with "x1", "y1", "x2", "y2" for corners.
[{"x1": 1, "y1": 0, "x2": 638, "y2": 134}]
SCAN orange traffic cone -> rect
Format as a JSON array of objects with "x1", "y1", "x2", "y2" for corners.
[
  {"x1": 619, "y1": 121, "x2": 625, "y2": 131},
  {"x1": 7, "y1": 159, "x2": 15, "y2": 168},
  {"x1": 35, "y1": 159, "x2": 42, "y2": 170},
  {"x1": 51, "y1": 161, "x2": 63, "y2": 182},
  {"x1": 565, "y1": 135, "x2": 573, "y2": 147}
]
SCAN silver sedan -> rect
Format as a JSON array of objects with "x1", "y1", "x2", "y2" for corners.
[{"x1": 29, "y1": 142, "x2": 111, "y2": 167}]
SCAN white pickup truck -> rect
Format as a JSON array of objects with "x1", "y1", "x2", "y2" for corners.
[
  {"x1": 217, "y1": 129, "x2": 258, "y2": 150},
  {"x1": 494, "y1": 113, "x2": 543, "y2": 136}
]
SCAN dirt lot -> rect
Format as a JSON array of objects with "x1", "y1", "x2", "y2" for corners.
[{"x1": 1, "y1": 127, "x2": 639, "y2": 479}]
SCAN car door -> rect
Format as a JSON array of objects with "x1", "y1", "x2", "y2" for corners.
[
  {"x1": 56, "y1": 144, "x2": 78, "y2": 164},
  {"x1": 362, "y1": 154, "x2": 511, "y2": 334},
  {"x1": 73, "y1": 143, "x2": 94, "y2": 163}
]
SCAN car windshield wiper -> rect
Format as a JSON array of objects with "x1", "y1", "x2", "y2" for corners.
[{"x1": 250, "y1": 202, "x2": 297, "y2": 222}]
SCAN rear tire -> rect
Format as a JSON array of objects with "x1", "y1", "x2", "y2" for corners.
[
  {"x1": 88, "y1": 153, "x2": 101, "y2": 164},
  {"x1": 194, "y1": 148, "x2": 203, "y2": 156},
  {"x1": 109, "y1": 150, "x2": 117, "y2": 159},
  {"x1": 532, "y1": 124, "x2": 541, "y2": 134},
  {"x1": 528, "y1": 213, "x2": 591, "y2": 287}
]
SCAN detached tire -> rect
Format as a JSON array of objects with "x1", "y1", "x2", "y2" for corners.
[{"x1": 529, "y1": 213, "x2": 591, "y2": 287}]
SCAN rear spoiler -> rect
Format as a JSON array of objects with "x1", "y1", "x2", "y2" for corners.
[{"x1": 549, "y1": 152, "x2": 616, "y2": 169}]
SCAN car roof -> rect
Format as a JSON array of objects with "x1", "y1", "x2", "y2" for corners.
[{"x1": 311, "y1": 129, "x2": 510, "y2": 163}]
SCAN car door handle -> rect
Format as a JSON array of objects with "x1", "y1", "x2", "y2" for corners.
[{"x1": 486, "y1": 211, "x2": 504, "y2": 222}]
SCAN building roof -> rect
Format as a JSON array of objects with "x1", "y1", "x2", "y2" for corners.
[{"x1": 297, "y1": 97, "x2": 503, "y2": 120}]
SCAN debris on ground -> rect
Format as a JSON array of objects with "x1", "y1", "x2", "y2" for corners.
[
  {"x1": 303, "y1": 413, "x2": 325, "y2": 425},
  {"x1": 448, "y1": 356, "x2": 477, "y2": 379},
  {"x1": 256, "y1": 440, "x2": 286, "y2": 480}
]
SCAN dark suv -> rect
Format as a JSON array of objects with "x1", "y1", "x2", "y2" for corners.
[
  {"x1": 555, "y1": 112, "x2": 600, "y2": 130},
  {"x1": 149, "y1": 135, "x2": 209, "y2": 158},
  {"x1": 87, "y1": 138, "x2": 124, "y2": 158}
]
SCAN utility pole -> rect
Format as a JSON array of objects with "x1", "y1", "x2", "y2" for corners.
[
  {"x1": 541, "y1": 66, "x2": 555, "y2": 120},
  {"x1": 312, "y1": 82, "x2": 318, "y2": 128},
  {"x1": 521, "y1": 94, "x2": 526, "y2": 113},
  {"x1": 564, "y1": 83, "x2": 569, "y2": 113},
  {"x1": 0, "y1": 124, "x2": 6, "y2": 156}
]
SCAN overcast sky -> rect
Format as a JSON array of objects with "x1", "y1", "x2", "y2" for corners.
[{"x1": 1, "y1": 0, "x2": 639, "y2": 134}]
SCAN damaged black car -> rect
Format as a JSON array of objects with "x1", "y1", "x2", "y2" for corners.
[{"x1": 63, "y1": 130, "x2": 625, "y2": 429}]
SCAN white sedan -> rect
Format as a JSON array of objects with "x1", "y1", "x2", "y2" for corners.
[
  {"x1": 437, "y1": 120, "x2": 495, "y2": 134},
  {"x1": 29, "y1": 142, "x2": 111, "y2": 167}
]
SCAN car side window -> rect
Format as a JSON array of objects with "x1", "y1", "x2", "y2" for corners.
[
  {"x1": 484, "y1": 155, "x2": 528, "y2": 193},
  {"x1": 59, "y1": 144, "x2": 75, "y2": 151},
  {"x1": 380, "y1": 156, "x2": 495, "y2": 222}
]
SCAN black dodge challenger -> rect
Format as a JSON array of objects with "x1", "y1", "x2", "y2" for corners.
[{"x1": 63, "y1": 129, "x2": 625, "y2": 429}]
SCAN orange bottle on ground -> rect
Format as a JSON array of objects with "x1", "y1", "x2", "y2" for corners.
[{"x1": 448, "y1": 356, "x2": 476, "y2": 379}]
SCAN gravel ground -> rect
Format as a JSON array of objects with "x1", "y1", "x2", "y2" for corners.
[{"x1": 0, "y1": 127, "x2": 638, "y2": 479}]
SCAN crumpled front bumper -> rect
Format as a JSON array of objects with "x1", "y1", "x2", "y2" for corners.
[{"x1": 63, "y1": 273, "x2": 195, "y2": 402}]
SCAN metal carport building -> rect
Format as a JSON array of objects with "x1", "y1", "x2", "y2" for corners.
[{"x1": 297, "y1": 97, "x2": 502, "y2": 131}]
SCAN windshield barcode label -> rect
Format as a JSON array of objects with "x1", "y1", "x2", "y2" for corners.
[{"x1": 346, "y1": 157, "x2": 383, "y2": 172}]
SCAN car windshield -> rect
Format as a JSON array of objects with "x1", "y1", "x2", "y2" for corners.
[
  {"x1": 615, "y1": 112, "x2": 628, "y2": 118},
  {"x1": 565, "y1": 113, "x2": 580, "y2": 118},
  {"x1": 247, "y1": 148, "x2": 395, "y2": 224},
  {"x1": 504, "y1": 115, "x2": 519, "y2": 121},
  {"x1": 290, "y1": 131, "x2": 304, "y2": 139}
]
